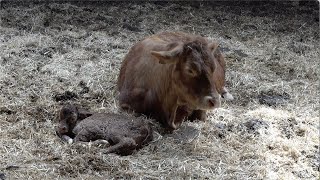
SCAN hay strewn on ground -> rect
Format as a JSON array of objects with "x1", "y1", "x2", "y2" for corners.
[{"x1": 0, "y1": 1, "x2": 319, "y2": 179}]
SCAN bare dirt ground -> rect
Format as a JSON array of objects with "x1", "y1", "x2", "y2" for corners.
[{"x1": 0, "y1": 1, "x2": 319, "y2": 179}]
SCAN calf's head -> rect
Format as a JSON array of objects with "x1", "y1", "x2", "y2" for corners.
[
  {"x1": 56, "y1": 104, "x2": 92, "y2": 136},
  {"x1": 151, "y1": 39, "x2": 222, "y2": 110}
]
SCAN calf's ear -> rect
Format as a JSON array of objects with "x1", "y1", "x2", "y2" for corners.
[
  {"x1": 151, "y1": 43, "x2": 183, "y2": 64},
  {"x1": 77, "y1": 107, "x2": 93, "y2": 120}
]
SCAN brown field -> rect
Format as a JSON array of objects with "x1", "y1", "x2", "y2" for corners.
[{"x1": 0, "y1": 1, "x2": 319, "y2": 179}]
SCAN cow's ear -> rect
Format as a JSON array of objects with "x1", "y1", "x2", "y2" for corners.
[
  {"x1": 151, "y1": 43, "x2": 183, "y2": 64},
  {"x1": 209, "y1": 42, "x2": 226, "y2": 68}
]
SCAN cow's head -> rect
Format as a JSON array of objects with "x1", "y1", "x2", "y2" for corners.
[{"x1": 151, "y1": 38, "x2": 223, "y2": 110}]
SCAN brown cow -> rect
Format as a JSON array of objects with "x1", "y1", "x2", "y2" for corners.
[{"x1": 117, "y1": 32, "x2": 232, "y2": 130}]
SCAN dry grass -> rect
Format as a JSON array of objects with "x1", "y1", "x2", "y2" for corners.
[{"x1": 0, "y1": 1, "x2": 319, "y2": 179}]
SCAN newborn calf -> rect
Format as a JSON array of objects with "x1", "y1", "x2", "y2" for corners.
[{"x1": 56, "y1": 104, "x2": 153, "y2": 155}]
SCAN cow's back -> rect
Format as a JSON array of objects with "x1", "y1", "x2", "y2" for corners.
[
  {"x1": 117, "y1": 33, "x2": 181, "y2": 94},
  {"x1": 117, "y1": 32, "x2": 204, "y2": 91}
]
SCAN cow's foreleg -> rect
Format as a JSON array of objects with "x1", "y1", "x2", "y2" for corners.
[
  {"x1": 168, "y1": 105, "x2": 178, "y2": 130},
  {"x1": 188, "y1": 110, "x2": 207, "y2": 121}
]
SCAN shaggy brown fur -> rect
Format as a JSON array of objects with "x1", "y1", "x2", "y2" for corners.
[
  {"x1": 56, "y1": 104, "x2": 153, "y2": 155},
  {"x1": 117, "y1": 32, "x2": 232, "y2": 130}
]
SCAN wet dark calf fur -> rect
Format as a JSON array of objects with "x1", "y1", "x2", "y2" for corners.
[
  {"x1": 56, "y1": 104, "x2": 153, "y2": 155},
  {"x1": 117, "y1": 31, "x2": 233, "y2": 130}
]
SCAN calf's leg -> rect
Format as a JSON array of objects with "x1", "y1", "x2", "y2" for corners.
[
  {"x1": 73, "y1": 129, "x2": 93, "y2": 142},
  {"x1": 103, "y1": 137, "x2": 137, "y2": 155}
]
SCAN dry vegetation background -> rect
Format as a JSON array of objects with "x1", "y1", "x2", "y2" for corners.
[{"x1": 0, "y1": 1, "x2": 319, "y2": 179}]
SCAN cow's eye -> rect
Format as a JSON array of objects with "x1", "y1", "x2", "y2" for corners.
[
  {"x1": 70, "y1": 113, "x2": 78, "y2": 122},
  {"x1": 185, "y1": 67, "x2": 197, "y2": 77},
  {"x1": 184, "y1": 61, "x2": 200, "y2": 77}
]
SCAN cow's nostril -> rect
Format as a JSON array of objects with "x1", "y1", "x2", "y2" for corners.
[
  {"x1": 208, "y1": 98, "x2": 215, "y2": 107},
  {"x1": 60, "y1": 126, "x2": 68, "y2": 133},
  {"x1": 204, "y1": 95, "x2": 221, "y2": 109}
]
